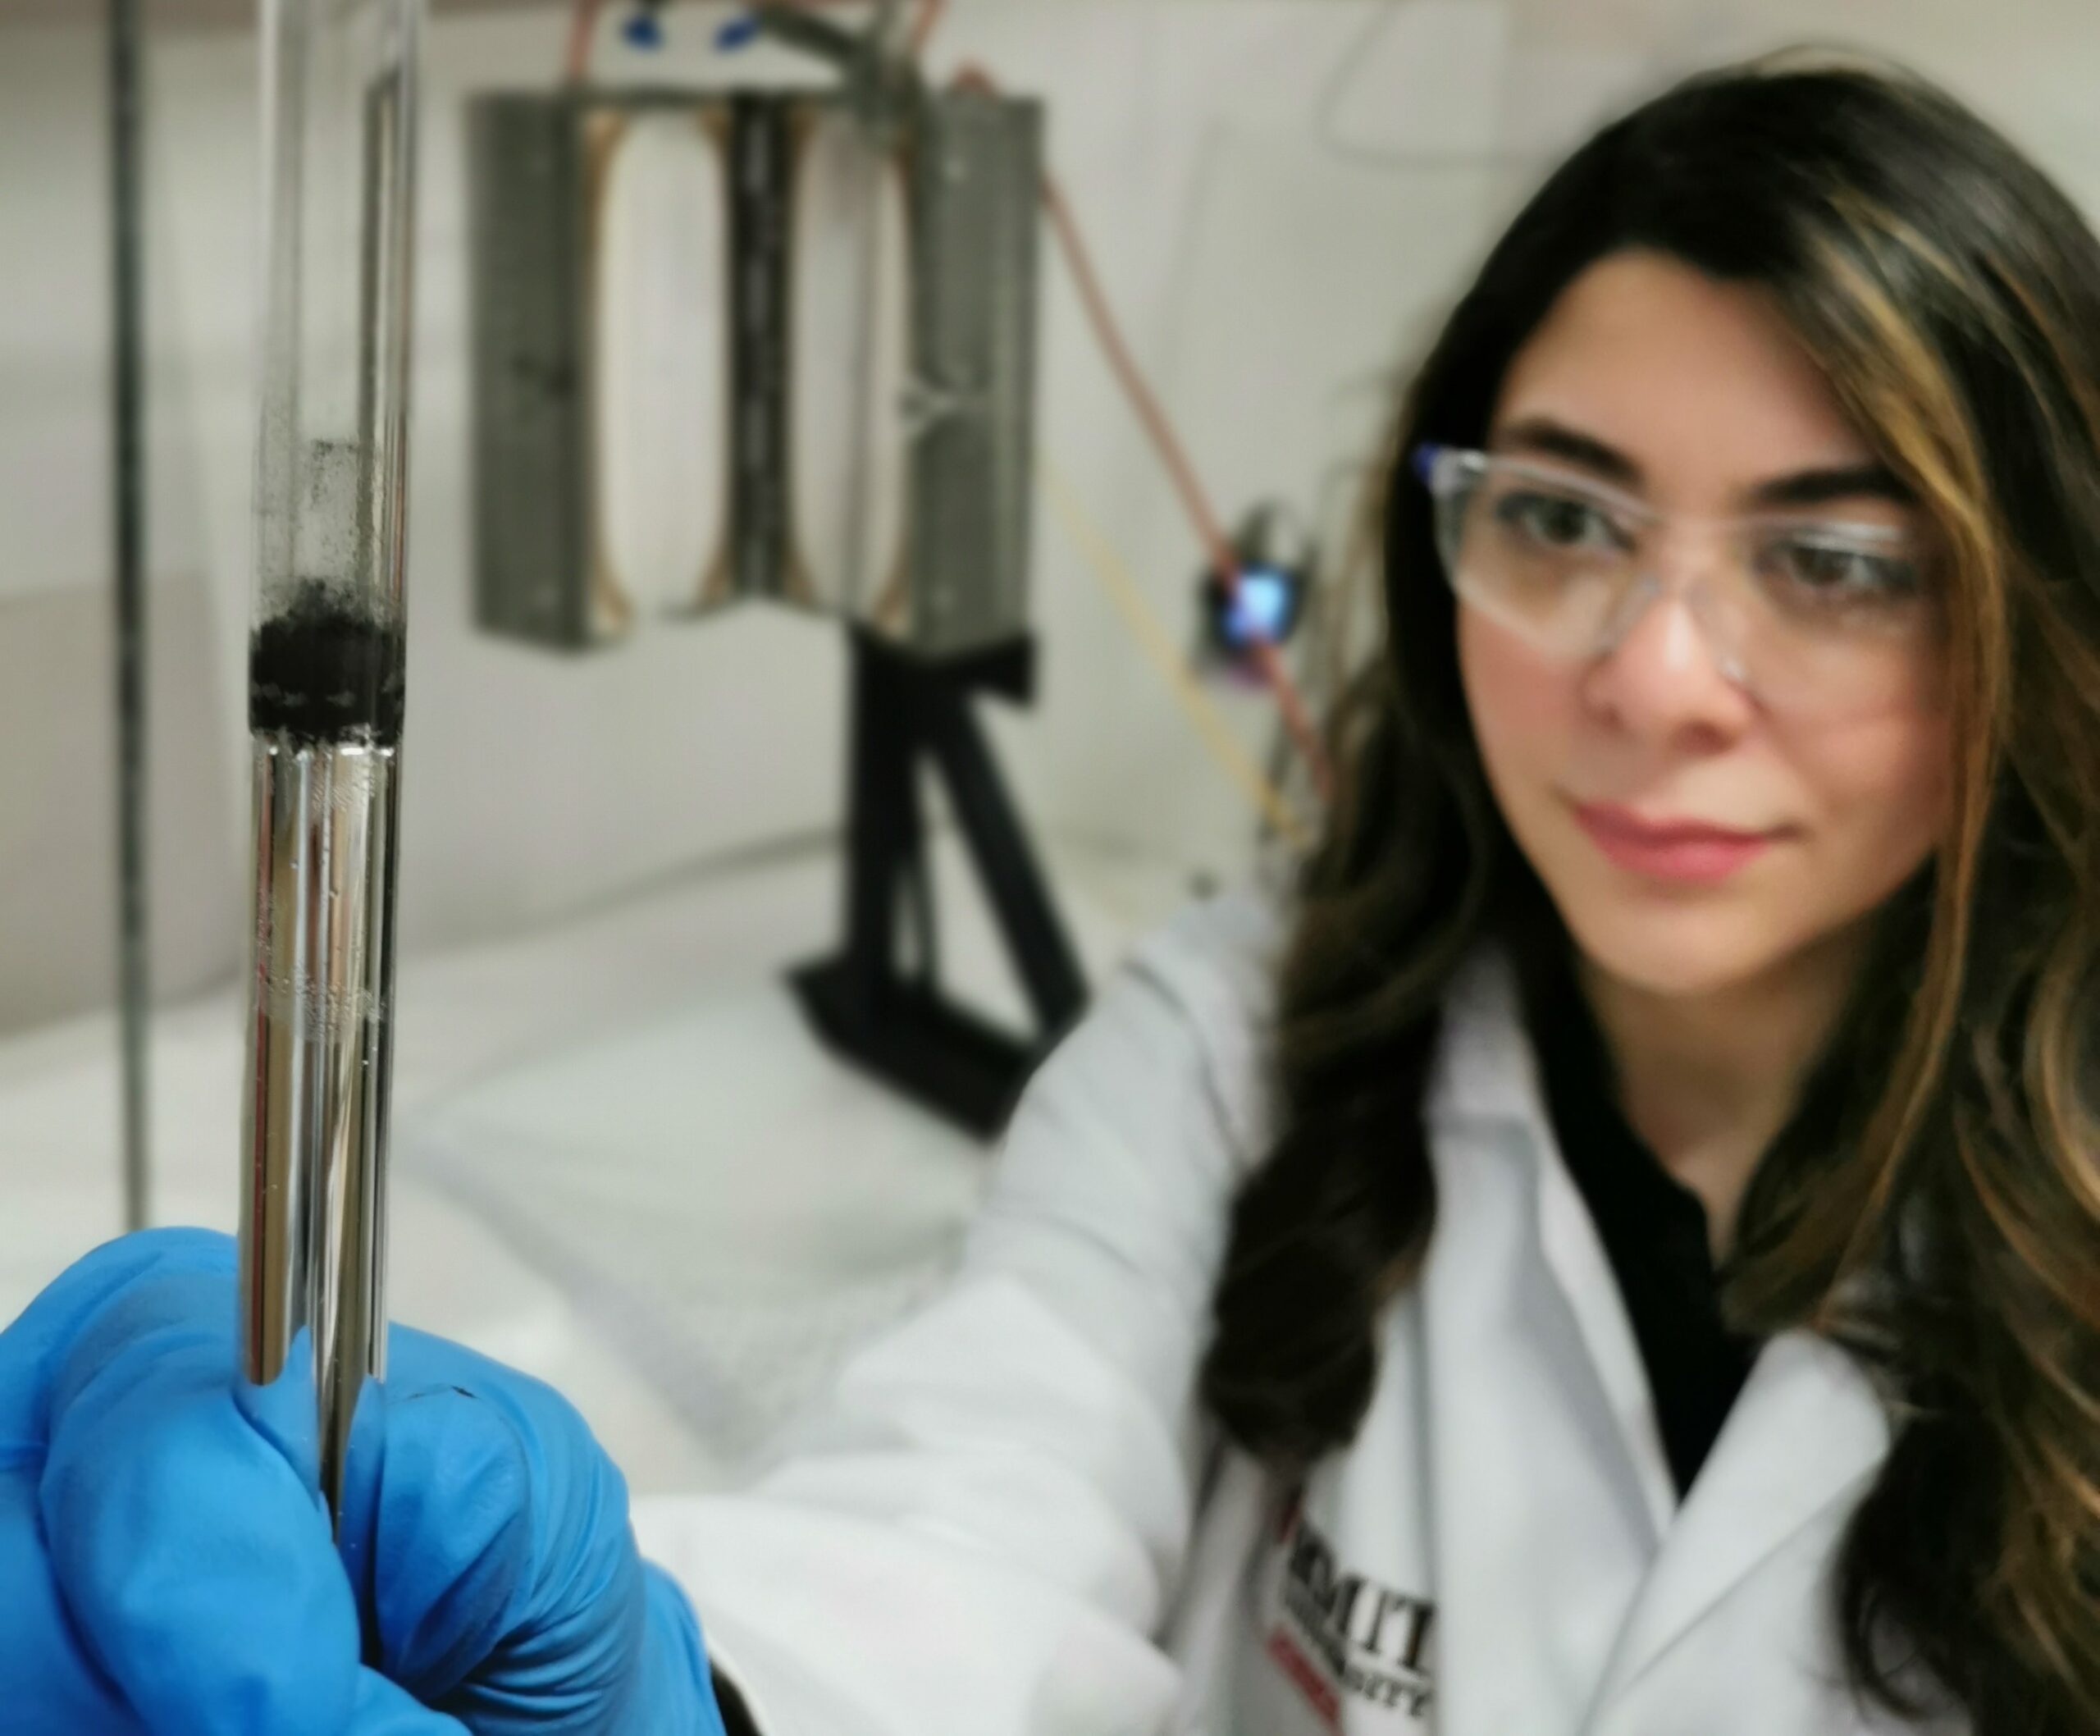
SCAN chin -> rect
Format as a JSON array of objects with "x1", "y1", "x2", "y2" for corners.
[{"x1": 1549, "y1": 880, "x2": 1810, "y2": 1001}]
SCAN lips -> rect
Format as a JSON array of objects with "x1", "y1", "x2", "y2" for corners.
[{"x1": 1572, "y1": 802, "x2": 1783, "y2": 884}]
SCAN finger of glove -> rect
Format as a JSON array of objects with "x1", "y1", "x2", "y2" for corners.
[
  {"x1": 643, "y1": 1562, "x2": 732, "y2": 1736},
  {"x1": 0, "y1": 1463, "x2": 146, "y2": 1736},
  {"x1": 337, "y1": 1375, "x2": 535, "y2": 1702},
  {"x1": 418, "y1": 1548, "x2": 727, "y2": 1736},
  {"x1": 358, "y1": 1326, "x2": 645, "y2": 1729},
  {"x1": 348, "y1": 1670, "x2": 472, "y2": 1736},
  {"x1": 429, "y1": 1540, "x2": 651, "y2": 1734},
  {"x1": 40, "y1": 1267, "x2": 364, "y2": 1736},
  {"x1": 0, "y1": 1229, "x2": 233, "y2": 1450}
]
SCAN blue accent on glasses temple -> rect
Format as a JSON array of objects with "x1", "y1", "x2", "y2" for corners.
[{"x1": 1412, "y1": 442, "x2": 1445, "y2": 486}]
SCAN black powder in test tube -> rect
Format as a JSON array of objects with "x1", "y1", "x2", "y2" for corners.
[{"x1": 249, "y1": 583, "x2": 407, "y2": 746}]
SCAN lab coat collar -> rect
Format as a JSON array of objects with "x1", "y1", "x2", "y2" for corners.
[
  {"x1": 1422, "y1": 948, "x2": 1541, "y2": 1135},
  {"x1": 1421, "y1": 945, "x2": 1894, "y2": 1732},
  {"x1": 1427, "y1": 948, "x2": 1680, "y2": 1535},
  {"x1": 1590, "y1": 1329, "x2": 1890, "y2": 1711},
  {"x1": 1419, "y1": 948, "x2": 1673, "y2": 1736}
]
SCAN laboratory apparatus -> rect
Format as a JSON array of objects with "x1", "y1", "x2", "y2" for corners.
[{"x1": 238, "y1": 0, "x2": 421, "y2": 1525}]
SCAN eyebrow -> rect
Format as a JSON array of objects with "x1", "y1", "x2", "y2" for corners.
[
  {"x1": 1746, "y1": 465, "x2": 1914, "y2": 509},
  {"x1": 1490, "y1": 415, "x2": 1915, "y2": 510},
  {"x1": 1492, "y1": 418, "x2": 1643, "y2": 486}
]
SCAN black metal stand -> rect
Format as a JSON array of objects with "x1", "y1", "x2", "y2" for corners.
[{"x1": 792, "y1": 630, "x2": 1086, "y2": 1139}]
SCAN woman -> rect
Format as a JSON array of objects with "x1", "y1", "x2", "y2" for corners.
[{"x1": 3, "y1": 52, "x2": 2096, "y2": 1736}]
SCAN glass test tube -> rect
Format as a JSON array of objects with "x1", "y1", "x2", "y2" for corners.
[{"x1": 239, "y1": 0, "x2": 420, "y2": 1526}]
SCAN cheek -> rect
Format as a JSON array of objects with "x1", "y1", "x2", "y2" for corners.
[
  {"x1": 1791, "y1": 706, "x2": 1953, "y2": 889},
  {"x1": 1458, "y1": 610, "x2": 1579, "y2": 820}
]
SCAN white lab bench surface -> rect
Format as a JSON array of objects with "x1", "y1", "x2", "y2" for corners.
[{"x1": 0, "y1": 835, "x2": 1207, "y2": 1493}]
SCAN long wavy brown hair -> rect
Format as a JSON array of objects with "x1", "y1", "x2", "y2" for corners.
[{"x1": 1200, "y1": 55, "x2": 2100, "y2": 1732}]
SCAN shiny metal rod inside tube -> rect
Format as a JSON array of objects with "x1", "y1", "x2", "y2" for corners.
[
  {"x1": 241, "y1": 724, "x2": 400, "y2": 1514},
  {"x1": 239, "y1": 0, "x2": 419, "y2": 1528},
  {"x1": 239, "y1": 596, "x2": 408, "y2": 1523}
]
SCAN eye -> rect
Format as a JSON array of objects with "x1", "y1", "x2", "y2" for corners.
[
  {"x1": 1489, "y1": 487, "x2": 1632, "y2": 555},
  {"x1": 1759, "y1": 532, "x2": 1926, "y2": 614}
]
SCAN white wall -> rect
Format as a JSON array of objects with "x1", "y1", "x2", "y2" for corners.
[
  {"x1": 11, "y1": 0, "x2": 2100, "y2": 1030},
  {"x1": 0, "y1": 29, "x2": 240, "y2": 1031}
]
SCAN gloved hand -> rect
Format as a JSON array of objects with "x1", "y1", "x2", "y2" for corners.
[
  {"x1": 0, "y1": 1228, "x2": 729, "y2": 1736},
  {"x1": 0, "y1": 1227, "x2": 459, "y2": 1734}
]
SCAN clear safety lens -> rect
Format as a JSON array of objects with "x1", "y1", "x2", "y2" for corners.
[{"x1": 1418, "y1": 446, "x2": 1943, "y2": 717}]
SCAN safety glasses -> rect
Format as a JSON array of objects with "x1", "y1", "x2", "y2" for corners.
[{"x1": 1413, "y1": 443, "x2": 1947, "y2": 719}]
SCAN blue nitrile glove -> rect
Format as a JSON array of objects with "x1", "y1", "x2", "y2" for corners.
[
  {"x1": 0, "y1": 1227, "x2": 460, "y2": 1734},
  {"x1": 330, "y1": 1309, "x2": 726, "y2": 1734},
  {"x1": 0, "y1": 1229, "x2": 729, "y2": 1736}
]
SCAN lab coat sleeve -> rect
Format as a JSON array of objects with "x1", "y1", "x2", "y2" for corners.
[{"x1": 632, "y1": 891, "x2": 1284, "y2": 1736}]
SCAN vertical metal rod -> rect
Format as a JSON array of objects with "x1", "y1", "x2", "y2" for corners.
[
  {"x1": 841, "y1": 119, "x2": 886, "y2": 620},
  {"x1": 109, "y1": 0, "x2": 151, "y2": 1233}
]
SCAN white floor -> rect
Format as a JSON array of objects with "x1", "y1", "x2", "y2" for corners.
[{"x1": 0, "y1": 834, "x2": 1207, "y2": 1493}]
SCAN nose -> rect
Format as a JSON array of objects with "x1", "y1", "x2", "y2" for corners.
[{"x1": 1580, "y1": 578, "x2": 1756, "y2": 747}]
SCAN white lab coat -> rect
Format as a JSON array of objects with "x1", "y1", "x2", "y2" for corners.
[{"x1": 634, "y1": 891, "x2": 1965, "y2": 1735}]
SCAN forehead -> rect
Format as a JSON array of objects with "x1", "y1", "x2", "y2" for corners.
[{"x1": 1491, "y1": 249, "x2": 1878, "y2": 496}]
